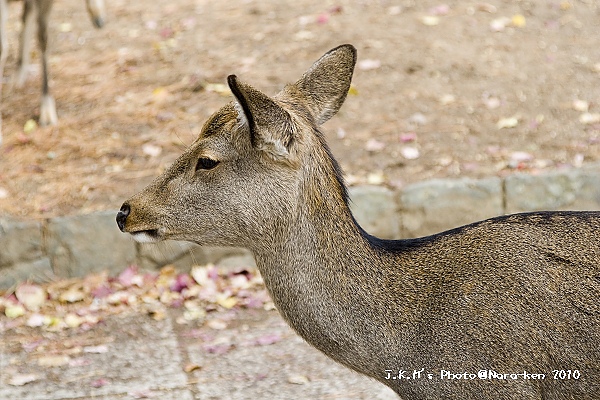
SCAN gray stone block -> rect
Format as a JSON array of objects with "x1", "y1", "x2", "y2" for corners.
[
  {"x1": 137, "y1": 239, "x2": 197, "y2": 270},
  {"x1": 217, "y1": 252, "x2": 257, "y2": 269},
  {"x1": 46, "y1": 211, "x2": 137, "y2": 278},
  {"x1": 138, "y1": 241, "x2": 255, "y2": 271},
  {"x1": 349, "y1": 185, "x2": 401, "y2": 239},
  {"x1": 505, "y1": 168, "x2": 600, "y2": 213},
  {"x1": 0, "y1": 218, "x2": 44, "y2": 267},
  {"x1": 400, "y1": 177, "x2": 503, "y2": 238},
  {"x1": 0, "y1": 258, "x2": 53, "y2": 289}
]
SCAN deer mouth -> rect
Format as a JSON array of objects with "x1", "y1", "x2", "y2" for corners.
[{"x1": 130, "y1": 229, "x2": 163, "y2": 243}]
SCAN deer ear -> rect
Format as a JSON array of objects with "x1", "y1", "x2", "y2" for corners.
[
  {"x1": 228, "y1": 75, "x2": 295, "y2": 160},
  {"x1": 294, "y1": 44, "x2": 357, "y2": 125}
]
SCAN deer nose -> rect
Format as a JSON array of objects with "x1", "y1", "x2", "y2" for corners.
[{"x1": 116, "y1": 203, "x2": 130, "y2": 232}]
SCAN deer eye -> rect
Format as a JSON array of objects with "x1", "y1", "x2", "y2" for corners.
[{"x1": 195, "y1": 157, "x2": 219, "y2": 171}]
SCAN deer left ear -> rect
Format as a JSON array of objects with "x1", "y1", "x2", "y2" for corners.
[
  {"x1": 227, "y1": 75, "x2": 295, "y2": 160},
  {"x1": 294, "y1": 44, "x2": 357, "y2": 125}
]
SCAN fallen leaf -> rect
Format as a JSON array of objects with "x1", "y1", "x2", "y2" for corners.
[
  {"x1": 288, "y1": 374, "x2": 310, "y2": 385},
  {"x1": 91, "y1": 378, "x2": 110, "y2": 388},
  {"x1": 572, "y1": 99, "x2": 589, "y2": 112},
  {"x1": 490, "y1": 17, "x2": 511, "y2": 32},
  {"x1": 510, "y1": 151, "x2": 534, "y2": 162},
  {"x1": 401, "y1": 147, "x2": 420, "y2": 160},
  {"x1": 317, "y1": 13, "x2": 329, "y2": 24},
  {"x1": 229, "y1": 274, "x2": 250, "y2": 291},
  {"x1": 399, "y1": 132, "x2": 417, "y2": 142},
  {"x1": 477, "y1": 3, "x2": 497, "y2": 13},
  {"x1": 216, "y1": 295, "x2": 237, "y2": 309},
  {"x1": 8, "y1": 373, "x2": 38, "y2": 386},
  {"x1": 408, "y1": 112, "x2": 427, "y2": 125},
  {"x1": 191, "y1": 266, "x2": 210, "y2": 286},
  {"x1": 15, "y1": 283, "x2": 46, "y2": 311},
  {"x1": 429, "y1": 4, "x2": 450, "y2": 16},
  {"x1": 483, "y1": 95, "x2": 501, "y2": 109},
  {"x1": 388, "y1": 6, "x2": 402, "y2": 15},
  {"x1": 151, "y1": 87, "x2": 170, "y2": 103},
  {"x1": 5, "y1": 304, "x2": 25, "y2": 318},
  {"x1": 182, "y1": 302, "x2": 206, "y2": 322},
  {"x1": 59, "y1": 22, "x2": 72, "y2": 32},
  {"x1": 69, "y1": 357, "x2": 92, "y2": 367},
  {"x1": 419, "y1": 15, "x2": 440, "y2": 26},
  {"x1": 357, "y1": 59, "x2": 381, "y2": 71},
  {"x1": 207, "y1": 318, "x2": 228, "y2": 330},
  {"x1": 294, "y1": 30, "x2": 315, "y2": 41},
  {"x1": 26, "y1": 313, "x2": 46, "y2": 327},
  {"x1": 579, "y1": 113, "x2": 600, "y2": 125},
  {"x1": 497, "y1": 117, "x2": 519, "y2": 129},
  {"x1": 84, "y1": 345, "x2": 109, "y2": 354},
  {"x1": 38, "y1": 355, "x2": 70, "y2": 367},
  {"x1": 23, "y1": 119, "x2": 38, "y2": 133},
  {"x1": 118, "y1": 265, "x2": 141, "y2": 287},
  {"x1": 365, "y1": 138, "x2": 385, "y2": 152},
  {"x1": 367, "y1": 172, "x2": 385, "y2": 185},
  {"x1": 511, "y1": 14, "x2": 526, "y2": 27},
  {"x1": 203, "y1": 342, "x2": 233, "y2": 355},
  {"x1": 65, "y1": 313, "x2": 84, "y2": 328},
  {"x1": 170, "y1": 273, "x2": 193, "y2": 293},
  {"x1": 59, "y1": 287, "x2": 85, "y2": 303},
  {"x1": 253, "y1": 334, "x2": 282, "y2": 346},
  {"x1": 438, "y1": 94, "x2": 455, "y2": 105},
  {"x1": 560, "y1": 1, "x2": 572, "y2": 10},
  {"x1": 142, "y1": 144, "x2": 162, "y2": 158},
  {"x1": 91, "y1": 284, "x2": 113, "y2": 299},
  {"x1": 184, "y1": 363, "x2": 202, "y2": 372}
]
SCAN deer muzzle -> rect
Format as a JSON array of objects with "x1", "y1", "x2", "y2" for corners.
[{"x1": 116, "y1": 202, "x2": 164, "y2": 243}]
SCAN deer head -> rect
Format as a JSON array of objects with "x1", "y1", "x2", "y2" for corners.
[{"x1": 117, "y1": 45, "x2": 357, "y2": 250}]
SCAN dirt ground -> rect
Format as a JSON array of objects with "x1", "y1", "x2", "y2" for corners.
[{"x1": 1, "y1": 0, "x2": 599, "y2": 219}]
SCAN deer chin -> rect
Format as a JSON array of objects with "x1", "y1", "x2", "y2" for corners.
[{"x1": 130, "y1": 229, "x2": 164, "y2": 243}]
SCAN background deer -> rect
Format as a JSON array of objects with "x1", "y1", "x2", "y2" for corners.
[
  {"x1": 0, "y1": 0, "x2": 105, "y2": 145},
  {"x1": 117, "y1": 44, "x2": 600, "y2": 399}
]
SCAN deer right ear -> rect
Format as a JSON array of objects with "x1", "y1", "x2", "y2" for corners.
[
  {"x1": 294, "y1": 44, "x2": 357, "y2": 125},
  {"x1": 227, "y1": 75, "x2": 296, "y2": 161}
]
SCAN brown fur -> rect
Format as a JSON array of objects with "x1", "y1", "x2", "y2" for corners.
[{"x1": 117, "y1": 45, "x2": 600, "y2": 399}]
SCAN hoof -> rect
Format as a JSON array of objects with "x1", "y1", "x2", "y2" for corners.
[{"x1": 39, "y1": 95, "x2": 58, "y2": 126}]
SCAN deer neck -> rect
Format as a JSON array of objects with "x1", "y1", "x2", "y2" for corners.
[
  {"x1": 251, "y1": 147, "x2": 370, "y2": 285},
  {"x1": 249, "y1": 151, "x2": 407, "y2": 369}
]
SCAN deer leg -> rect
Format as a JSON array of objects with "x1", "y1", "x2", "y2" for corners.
[
  {"x1": 37, "y1": 0, "x2": 56, "y2": 126},
  {"x1": 0, "y1": 0, "x2": 7, "y2": 143},
  {"x1": 13, "y1": 0, "x2": 36, "y2": 88}
]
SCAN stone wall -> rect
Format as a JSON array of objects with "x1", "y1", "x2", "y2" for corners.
[{"x1": 1, "y1": 165, "x2": 599, "y2": 288}]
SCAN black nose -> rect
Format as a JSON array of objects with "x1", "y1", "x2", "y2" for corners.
[{"x1": 116, "y1": 203, "x2": 130, "y2": 232}]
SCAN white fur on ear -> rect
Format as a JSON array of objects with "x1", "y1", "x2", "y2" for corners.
[
  {"x1": 233, "y1": 99, "x2": 249, "y2": 130},
  {"x1": 233, "y1": 97, "x2": 289, "y2": 159},
  {"x1": 257, "y1": 138, "x2": 290, "y2": 158}
]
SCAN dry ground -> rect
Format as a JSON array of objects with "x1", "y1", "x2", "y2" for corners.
[{"x1": 1, "y1": 0, "x2": 599, "y2": 219}]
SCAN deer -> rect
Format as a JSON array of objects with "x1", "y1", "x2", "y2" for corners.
[
  {"x1": 0, "y1": 0, "x2": 105, "y2": 145},
  {"x1": 116, "y1": 44, "x2": 600, "y2": 399}
]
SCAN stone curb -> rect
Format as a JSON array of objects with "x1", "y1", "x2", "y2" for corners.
[{"x1": 2, "y1": 165, "x2": 599, "y2": 288}]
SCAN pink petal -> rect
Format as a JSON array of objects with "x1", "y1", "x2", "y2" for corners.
[
  {"x1": 254, "y1": 334, "x2": 282, "y2": 346},
  {"x1": 91, "y1": 378, "x2": 110, "y2": 388},
  {"x1": 117, "y1": 265, "x2": 139, "y2": 288}
]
